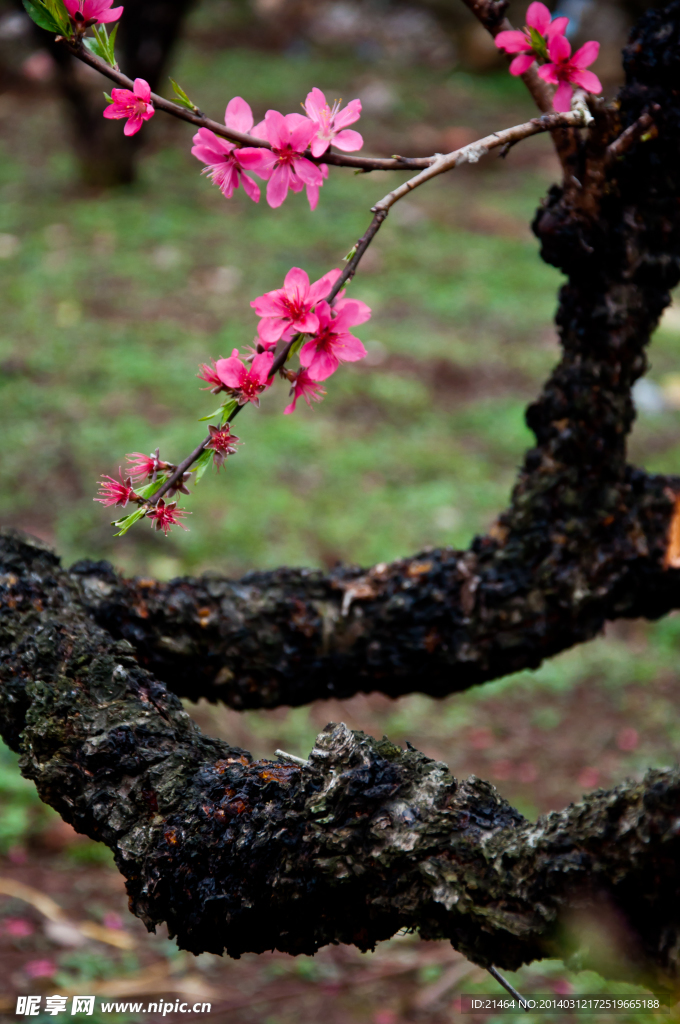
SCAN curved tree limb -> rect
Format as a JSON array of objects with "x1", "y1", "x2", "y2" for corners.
[{"x1": 2, "y1": 530, "x2": 680, "y2": 993}]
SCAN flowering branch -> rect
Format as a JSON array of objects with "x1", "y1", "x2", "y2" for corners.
[
  {"x1": 61, "y1": 40, "x2": 429, "y2": 172},
  {"x1": 14, "y1": 0, "x2": 604, "y2": 540}
]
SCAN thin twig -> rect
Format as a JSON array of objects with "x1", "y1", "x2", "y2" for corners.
[
  {"x1": 61, "y1": 40, "x2": 431, "y2": 173},
  {"x1": 371, "y1": 109, "x2": 590, "y2": 216},
  {"x1": 146, "y1": 109, "x2": 583, "y2": 504},
  {"x1": 488, "y1": 966, "x2": 530, "y2": 1011},
  {"x1": 606, "y1": 109, "x2": 657, "y2": 162},
  {"x1": 326, "y1": 211, "x2": 388, "y2": 303}
]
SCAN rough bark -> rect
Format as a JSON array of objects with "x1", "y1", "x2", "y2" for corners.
[
  {"x1": 3, "y1": 0, "x2": 680, "y2": 989},
  {"x1": 3, "y1": 530, "x2": 680, "y2": 993}
]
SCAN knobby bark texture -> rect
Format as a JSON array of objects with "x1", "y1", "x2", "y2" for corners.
[
  {"x1": 3, "y1": 0, "x2": 680, "y2": 990},
  {"x1": 3, "y1": 531, "x2": 680, "y2": 992}
]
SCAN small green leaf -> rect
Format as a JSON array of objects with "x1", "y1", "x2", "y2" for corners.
[
  {"x1": 85, "y1": 22, "x2": 118, "y2": 66},
  {"x1": 112, "y1": 508, "x2": 146, "y2": 536},
  {"x1": 133, "y1": 476, "x2": 168, "y2": 500},
  {"x1": 22, "y1": 0, "x2": 60, "y2": 33},
  {"x1": 220, "y1": 399, "x2": 238, "y2": 425},
  {"x1": 287, "y1": 333, "x2": 304, "y2": 359},
  {"x1": 103, "y1": 92, "x2": 113, "y2": 104},
  {"x1": 169, "y1": 77, "x2": 199, "y2": 112},
  {"x1": 42, "y1": 0, "x2": 71, "y2": 33},
  {"x1": 84, "y1": 35, "x2": 106, "y2": 60},
  {"x1": 344, "y1": 246, "x2": 357, "y2": 262},
  {"x1": 198, "y1": 404, "x2": 226, "y2": 422},
  {"x1": 528, "y1": 26, "x2": 548, "y2": 60},
  {"x1": 192, "y1": 448, "x2": 213, "y2": 484}
]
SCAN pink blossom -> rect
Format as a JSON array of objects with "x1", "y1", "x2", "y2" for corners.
[
  {"x1": 103, "y1": 79, "x2": 154, "y2": 136},
  {"x1": 303, "y1": 88, "x2": 363, "y2": 158},
  {"x1": 205, "y1": 423, "x2": 241, "y2": 469},
  {"x1": 197, "y1": 359, "x2": 229, "y2": 393},
  {"x1": 191, "y1": 97, "x2": 271, "y2": 202},
  {"x1": 64, "y1": 0, "x2": 123, "y2": 24},
  {"x1": 94, "y1": 471, "x2": 139, "y2": 508},
  {"x1": 215, "y1": 349, "x2": 275, "y2": 406},
  {"x1": 298, "y1": 299, "x2": 371, "y2": 381},
  {"x1": 146, "y1": 499, "x2": 189, "y2": 536},
  {"x1": 495, "y1": 2, "x2": 569, "y2": 75},
  {"x1": 284, "y1": 369, "x2": 326, "y2": 414},
  {"x1": 3, "y1": 918, "x2": 34, "y2": 938},
  {"x1": 251, "y1": 267, "x2": 341, "y2": 347},
  {"x1": 537, "y1": 35, "x2": 601, "y2": 110},
  {"x1": 25, "y1": 959, "x2": 56, "y2": 979},
  {"x1": 239, "y1": 110, "x2": 324, "y2": 209},
  {"x1": 126, "y1": 451, "x2": 167, "y2": 481}
]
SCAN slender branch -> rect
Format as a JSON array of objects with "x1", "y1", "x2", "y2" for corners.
[
  {"x1": 144, "y1": 108, "x2": 581, "y2": 506},
  {"x1": 61, "y1": 39, "x2": 432, "y2": 172},
  {"x1": 606, "y1": 110, "x2": 657, "y2": 162},
  {"x1": 326, "y1": 211, "x2": 388, "y2": 303},
  {"x1": 371, "y1": 109, "x2": 591, "y2": 215},
  {"x1": 457, "y1": 0, "x2": 583, "y2": 174}
]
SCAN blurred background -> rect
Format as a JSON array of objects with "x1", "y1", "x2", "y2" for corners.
[{"x1": 2, "y1": 0, "x2": 680, "y2": 1020}]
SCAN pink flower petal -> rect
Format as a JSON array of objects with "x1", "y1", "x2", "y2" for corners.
[
  {"x1": 334, "y1": 332, "x2": 367, "y2": 362},
  {"x1": 240, "y1": 171, "x2": 261, "y2": 202},
  {"x1": 509, "y1": 53, "x2": 536, "y2": 75},
  {"x1": 299, "y1": 342, "x2": 338, "y2": 380},
  {"x1": 546, "y1": 15, "x2": 569, "y2": 39},
  {"x1": 124, "y1": 116, "x2": 143, "y2": 136},
  {"x1": 264, "y1": 109, "x2": 289, "y2": 149},
  {"x1": 308, "y1": 268, "x2": 341, "y2": 304},
  {"x1": 526, "y1": 2, "x2": 551, "y2": 34},
  {"x1": 237, "y1": 148, "x2": 276, "y2": 179},
  {"x1": 267, "y1": 163, "x2": 292, "y2": 208},
  {"x1": 306, "y1": 182, "x2": 320, "y2": 210},
  {"x1": 553, "y1": 80, "x2": 573, "y2": 112},
  {"x1": 571, "y1": 68, "x2": 602, "y2": 94},
  {"x1": 251, "y1": 350, "x2": 275, "y2": 383},
  {"x1": 334, "y1": 298, "x2": 372, "y2": 329},
  {"x1": 495, "y1": 29, "x2": 529, "y2": 53},
  {"x1": 283, "y1": 266, "x2": 310, "y2": 302},
  {"x1": 215, "y1": 354, "x2": 247, "y2": 388},
  {"x1": 251, "y1": 118, "x2": 268, "y2": 140},
  {"x1": 133, "y1": 78, "x2": 151, "y2": 102},
  {"x1": 252, "y1": 290, "x2": 287, "y2": 316},
  {"x1": 334, "y1": 98, "x2": 362, "y2": 129},
  {"x1": 63, "y1": 0, "x2": 78, "y2": 14},
  {"x1": 289, "y1": 118, "x2": 317, "y2": 153},
  {"x1": 225, "y1": 96, "x2": 254, "y2": 134},
  {"x1": 310, "y1": 137, "x2": 330, "y2": 158},
  {"x1": 332, "y1": 128, "x2": 363, "y2": 152},
  {"x1": 293, "y1": 156, "x2": 324, "y2": 186},
  {"x1": 97, "y1": 5, "x2": 124, "y2": 22},
  {"x1": 294, "y1": 311, "x2": 319, "y2": 334},
  {"x1": 572, "y1": 39, "x2": 600, "y2": 69},
  {"x1": 548, "y1": 33, "x2": 571, "y2": 61},
  {"x1": 258, "y1": 317, "x2": 288, "y2": 344},
  {"x1": 537, "y1": 63, "x2": 559, "y2": 84},
  {"x1": 303, "y1": 87, "x2": 327, "y2": 122}
]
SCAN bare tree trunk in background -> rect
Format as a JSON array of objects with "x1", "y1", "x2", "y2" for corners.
[{"x1": 22, "y1": 0, "x2": 194, "y2": 185}]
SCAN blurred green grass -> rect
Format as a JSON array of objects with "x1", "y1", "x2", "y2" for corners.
[{"x1": 3, "y1": 27, "x2": 680, "y2": 1018}]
